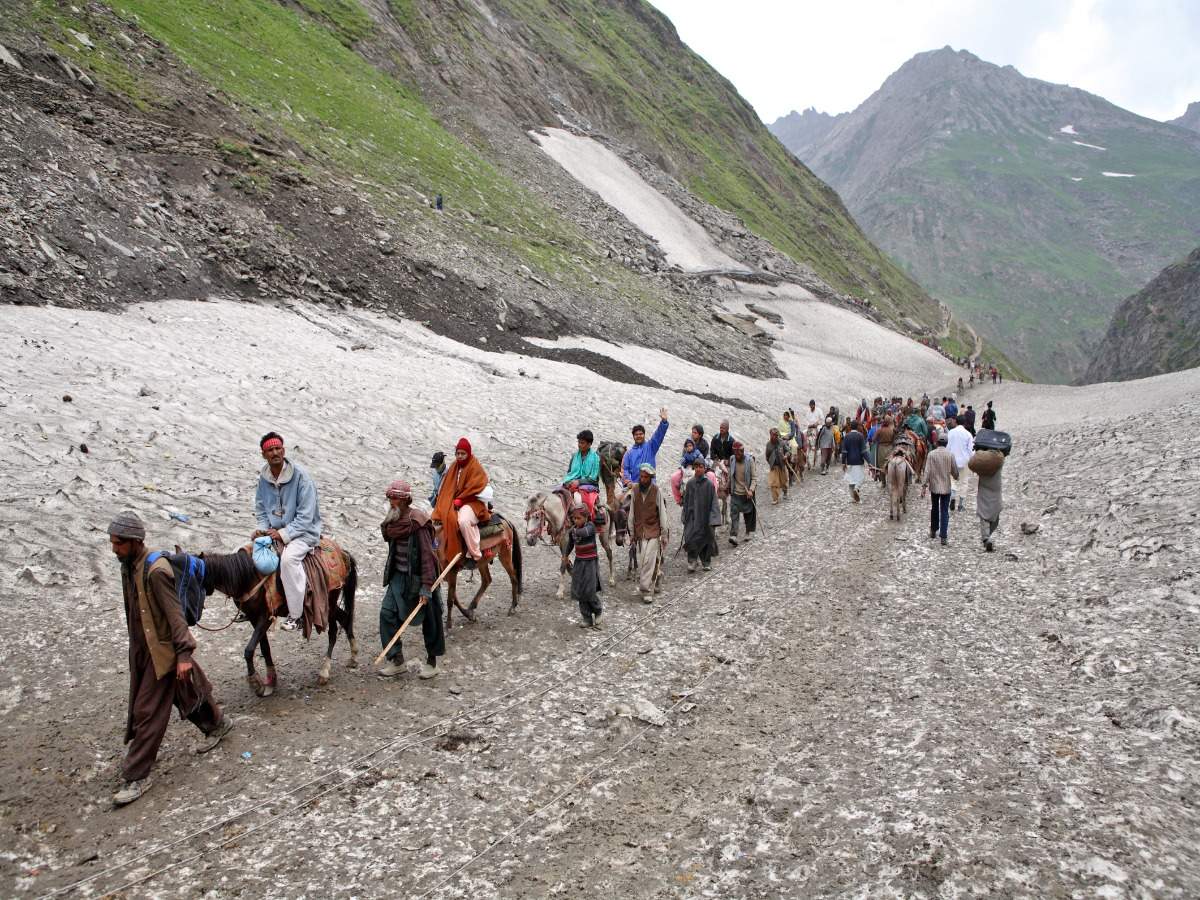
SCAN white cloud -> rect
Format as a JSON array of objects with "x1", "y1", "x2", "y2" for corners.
[{"x1": 650, "y1": 0, "x2": 1200, "y2": 122}]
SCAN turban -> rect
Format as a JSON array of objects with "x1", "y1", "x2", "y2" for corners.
[
  {"x1": 638, "y1": 463, "x2": 655, "y2": 475},
  {"x1": 732, "y1": 441, "x2": 743, "y2": 451},
  {"x1": 455, "y1": 437, "x2": 472, "y2": 455},
  {"x1": 386, "y1": 479, "x2": 412, "y2": 500},
  {"x1": 261, "y1": 436, "x2": 283, "y2": 452},
  {"x1": 107, "y1": 511, "x2": 146, "y2": 541}
]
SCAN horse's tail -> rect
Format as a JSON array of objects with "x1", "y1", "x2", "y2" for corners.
[
  {"x1": 341, "y1": 550, "x2": 358, "y2": 625},
  {"x1": 508, "y1": 520, "x2": 523, "y2": 595}
]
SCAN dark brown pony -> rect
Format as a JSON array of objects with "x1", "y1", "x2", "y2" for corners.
[
  {"x1": 201, "y1": 544, "x2": 358, "y2": 696},
  {"x1": 435, "y1": 516, "x2": 522, "y2": 628}
]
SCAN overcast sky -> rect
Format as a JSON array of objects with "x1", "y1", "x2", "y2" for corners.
[{"x1": 649, "y1": 0, "x2": 1200, "y2": 124}]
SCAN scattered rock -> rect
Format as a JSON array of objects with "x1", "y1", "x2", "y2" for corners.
[
  {"x1": 68, "y1": 30, "x2": 95, "y2": 49},
  {"x1": 62, "y1": 394, "x2": 72, "y2": 403},
  {"x1": 329, "y1": 205, "x2": 347, "y2": 217},
  {"x1": 1020, "y1": 522, "x2": 1040, "y2": 535},
  {"x1": 97, "y1": 232, "x2": 136, "y2": 259},
  {"x1": 79, "y1": 443, "x2": 88, "y2": 454}
]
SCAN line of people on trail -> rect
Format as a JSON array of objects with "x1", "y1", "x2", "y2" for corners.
[{"x1": 102, "y1": 392, "x2": 1006, "y2": 807}]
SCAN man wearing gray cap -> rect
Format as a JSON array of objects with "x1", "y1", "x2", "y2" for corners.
[{"x1": 108, "y1": 511, "x2": 231, "y2": 806}]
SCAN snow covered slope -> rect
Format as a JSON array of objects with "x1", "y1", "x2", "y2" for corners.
[{"x1": 532, "y1": 128, "x2": 746, "y2": 272}]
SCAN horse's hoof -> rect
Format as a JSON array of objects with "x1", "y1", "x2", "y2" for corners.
[
  {"x1": 261, "y1": 683, "x2": 275, "y2": 697},
  {"x1": 317, "y1": 661, "x2": 331, "y2": 685},
  {"x1": 248, "y1": 675, "x2": 266, "y2": 698},
  {"x1": 347, "y1": 656, "x2": 359, "y2": 669}
]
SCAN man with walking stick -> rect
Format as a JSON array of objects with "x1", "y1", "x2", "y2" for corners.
[{"x1": 377, "y1": 479, "x2": 446, "y2": 679}]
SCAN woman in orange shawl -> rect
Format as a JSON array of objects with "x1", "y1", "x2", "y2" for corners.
[{"x1": 431, "y1": 438, "x2": 489, "y2": 563}]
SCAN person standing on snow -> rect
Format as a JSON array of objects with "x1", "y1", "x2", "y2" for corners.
[
  {"x1": 922, "y1": 434, "x2": 959, "y2": 547},
  {"x1": 107, "y1": 511, "x2": 231, "y2": 806},
  {"x1": 840, "y1": 420, "x2": 868, "y2": 504},
  {"x1": 946, "y1": 416, "x2": 975, "y2": 511}
]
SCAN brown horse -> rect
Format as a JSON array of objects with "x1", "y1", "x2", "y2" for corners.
[
  {"x1": 435, "y1": 516, "x2": 523, "y2": 627},
  {"x1": 201, "y1": 541, "x2": 358, "y2": 696},
  {"x1": 597, "y1": 439, "x2": 627, "y2": 514}
]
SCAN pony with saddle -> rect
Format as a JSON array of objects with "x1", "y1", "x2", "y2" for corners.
[
  {"x1": 434, "y1": 510, "x2": 523, "y2": 627},
  {"x1": 524, "y1": 485, "x2": 617, "y2": 600},
  {"x1": 200, "y1": 537, "x2": 358, "y2": 695}
]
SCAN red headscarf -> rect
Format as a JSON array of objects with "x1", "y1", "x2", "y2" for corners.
[{"x1": 456, "y1": 437, "x2": 472, "y2": 455}]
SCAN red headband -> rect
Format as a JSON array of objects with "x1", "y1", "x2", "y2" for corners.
[{"x1": 262, "y1": 437, "x2": 283, "y2": 451}]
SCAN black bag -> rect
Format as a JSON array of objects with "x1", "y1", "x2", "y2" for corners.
[{"x1": 974, "y1": 428, "x2": 1012, "y2": 456}]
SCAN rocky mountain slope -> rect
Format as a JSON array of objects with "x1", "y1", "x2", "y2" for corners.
[
  {"x1": 1085, "y1": 245, "x2": 1200, "y2": 383},
  {"x1": 769, "y1": 47, "x2": 1200, "y2": 384},
  {"x1": 1170, "y1": 101, "x2": 1200, "y2": 133},
  {"x1": 0, "y1": 0, "x2": 951, "y2": 377}
]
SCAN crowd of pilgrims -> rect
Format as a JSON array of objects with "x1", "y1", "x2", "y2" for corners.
[{"x1": 100, "y1": 389, "x2": 1001, "y2": 807}]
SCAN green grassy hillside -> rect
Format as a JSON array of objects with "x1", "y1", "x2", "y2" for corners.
[{"x1": 22, "y1": 0, "x2": 954, "y2": 353}]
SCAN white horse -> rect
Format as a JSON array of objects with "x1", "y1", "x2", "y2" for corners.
[{"x1": 524, "y1": 489, "x2": 616, "y2": 601}]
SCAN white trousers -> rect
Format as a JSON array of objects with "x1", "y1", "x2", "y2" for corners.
[
  {"x1": 280, "y1": 537, "x2": 316, "y2": 618},
  {"x1": 637, "y1": 537, "x2": 661, "y2": 594}
]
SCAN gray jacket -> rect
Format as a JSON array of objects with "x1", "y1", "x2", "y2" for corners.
[{"x1": 976, "y1": 466, "x2": 1004, "y2": 520}]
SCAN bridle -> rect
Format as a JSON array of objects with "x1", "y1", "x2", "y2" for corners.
[{"x1": 524, "y1": 493, "x2": 567, "y2": 546}]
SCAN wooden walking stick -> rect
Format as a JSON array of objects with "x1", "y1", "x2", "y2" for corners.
[{"x1": 373, "y1": 552, "x2": 462, "y2": 665}]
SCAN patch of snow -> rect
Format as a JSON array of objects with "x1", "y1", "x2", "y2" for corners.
[
  {"x1": 1072, "y1": 141, "x2": 1107, "y2": 151},
  {"x1": 531, "y1": 128, "x2": 744, "y2": 272},
  {"x1": 1070, "y1": 177, "x2": 1083, "y2": 182},
  {"x1": 526, "y1": 287, "x2": 954, "y2": 410},
  {"x1": 1102, "y1": 171, "x2": 1136, "y2": 178},
  {"x1": 1059, "y1": 124, "x2": 1078, "y2": 134}
]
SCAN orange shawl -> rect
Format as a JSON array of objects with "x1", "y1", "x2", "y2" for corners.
[{"x1": 431, "y1": 454, "x2": 489, "y2": 561}]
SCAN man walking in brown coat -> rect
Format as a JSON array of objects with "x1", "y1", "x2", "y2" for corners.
[
  {"x1": 108, "y1": 511, "x2": 231, "y2": 806},
  {"x1": 921, "y1": 435, "x2": 959, "y2": 546}
]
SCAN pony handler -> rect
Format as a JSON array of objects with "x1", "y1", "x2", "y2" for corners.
[{"x1": 106, "y1": 511, "x2": 232, "y2": 807}]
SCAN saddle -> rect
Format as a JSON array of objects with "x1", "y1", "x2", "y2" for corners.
[
  {"x1": 239, "y1": 537, "x2": 340, "y2": 637},
  {"x1": 553, "y1": 485, "x2": 606, "y2": 526}
]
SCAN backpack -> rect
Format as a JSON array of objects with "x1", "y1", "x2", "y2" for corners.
[{"x1": 146, "y1": 551, "x2": 209, "y2": 626}]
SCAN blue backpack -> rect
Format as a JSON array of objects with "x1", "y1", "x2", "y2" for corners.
[{"x1": 146, "y1": 551, "x2": 209, "y2": 626}]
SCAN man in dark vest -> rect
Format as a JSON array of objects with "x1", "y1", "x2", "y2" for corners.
[
  {"x1": 631, "y1": 463, "x2": 668, "y2": 602},
  {"x1": 108, "y1": 511, "x2": 231, "y2": 806},
  {"x1": 378, "y1": 479, "x2": 445, "y2": 679}
]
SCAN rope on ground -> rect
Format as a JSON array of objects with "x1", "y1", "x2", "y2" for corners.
[
  {"x1": 48, "y1": 470, "x2": 817, "y2": 899},
  {"x1": 412, "y1": 478, "x2": 830, "y2": 896}
]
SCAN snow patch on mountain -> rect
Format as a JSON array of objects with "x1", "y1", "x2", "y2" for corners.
[
  {"x1": 1102, "y1": 172, "x2": 1137, "y2": 178},
  {"x1": 1072, "y1": 140, "x2": 1107, "y2": 151},
  {"x1": 1059, "y1": 124, "x2": 1078, "y2": 134},
  {"x1": 531, "y1": 128, "x2": 745, "y2": 273}
]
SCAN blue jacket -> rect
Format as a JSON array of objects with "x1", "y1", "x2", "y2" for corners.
[
  {"x1": 622, "y1": 419, "x2": 669, "y2": 483},
  {"x1": 563, "y1": 448, "x2": 600, "y2": 485},
  {"x1": 429, "y1": 465, "x2": 446, "y2": 506},
  {"x1": 254, "y1": 460, "x2": 323, "y2": 545}
]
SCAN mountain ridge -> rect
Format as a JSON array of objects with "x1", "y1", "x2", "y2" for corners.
[
  {"x1": 1085, "y1": 245, "x2": 1200, "y2": 383},
  {"x1": 770, "y1": 46, "x2": 1200, "y2": 383}
]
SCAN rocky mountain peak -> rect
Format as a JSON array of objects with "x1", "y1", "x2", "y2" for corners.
[
  {"x1": 1170, "y1": 101, "x2": 1200, "y2": 133},
  {"x1": 770, "y1": 47, "x2": 1200, "y2": 383}
]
